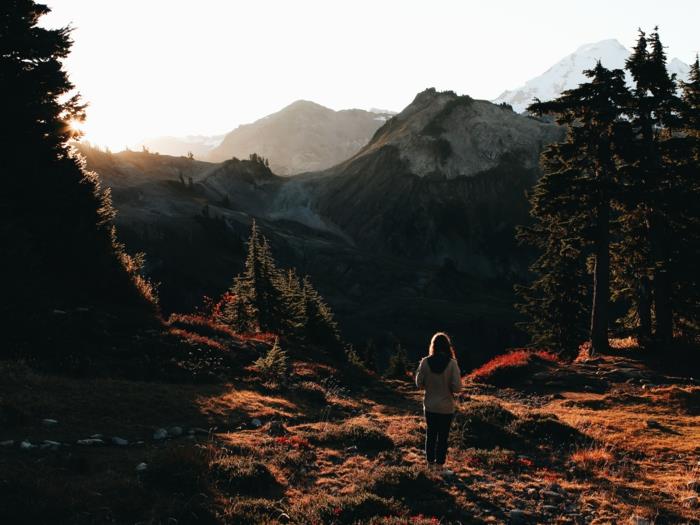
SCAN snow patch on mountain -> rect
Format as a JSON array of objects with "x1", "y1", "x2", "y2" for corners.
[{"x1": 493, "y1": 39, "x2": 690, "y2": 113}]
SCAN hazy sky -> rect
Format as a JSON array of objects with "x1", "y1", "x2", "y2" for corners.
[{"x1": 42, "y1": 0, "x2": 700, "y2": 149}]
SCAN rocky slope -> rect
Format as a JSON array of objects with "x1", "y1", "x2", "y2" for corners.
[
  {"x1": 208, "y1": 100, "x2": 393, "y2": 175},
  {"x1": 279, "y1": 88, "x2": 564, "y2": 274},
  {"x1": 493, "y1": 39, "x2": 690, "y2": 113}
]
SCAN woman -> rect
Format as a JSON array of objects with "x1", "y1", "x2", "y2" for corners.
[{"x1": 415, "y1": 332, "x2": 461, "y2": 473}]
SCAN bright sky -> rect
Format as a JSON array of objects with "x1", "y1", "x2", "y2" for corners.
[{"x1": 42, "y1": 0, "x2": 700, "y2": 150}]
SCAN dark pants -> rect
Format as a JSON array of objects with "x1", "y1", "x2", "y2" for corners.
[{"x1": 424, "y1": 411, "x2": 454, "y2": 465}]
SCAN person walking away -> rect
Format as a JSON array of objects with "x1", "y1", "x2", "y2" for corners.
[{"x1": 415, "y1": 332, "x2": 461, "y2": 475}]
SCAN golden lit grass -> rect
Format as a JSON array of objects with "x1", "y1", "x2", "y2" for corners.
[
  {"x1": 198, "y1": 387, "x2": 299, "y2": 421},
  {"x1": 570, "y1": 447, "x2": 614, "y2": 469}
]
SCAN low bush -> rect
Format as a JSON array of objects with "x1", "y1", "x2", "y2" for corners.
[
  {"x1": 509, "y1": 412, "x2": 589, "y2": 448},
  {"x1": 222, "y1": 497, "x2": 284, "y2": 525},
  {"x1": 468, "y1": 349, "x2": 560, "y2": 386},
  {"x1": 253, "y1": 339, "x2": 289, "y2": 384},
  {"x1": 210, "y1": 454, "x2": 282, "y2": 497},
  {"x1": 314, "y1": 420, "x2": 394, "y2": 453},
  {"x1": 362, "y1": 465, "x2": 454, "y2": 516},
  {"x1": 292, "y1": 491, "x2": 403, "y2": 525},
  {"x1": 453, "y1": 401, "x2": 519, "y2": 449}
]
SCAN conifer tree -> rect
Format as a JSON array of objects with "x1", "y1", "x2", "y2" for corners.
[
  {"x1": 1, "y1": 0, "x2": 155, "y2": 351},
  {"x1": 385, "y1": 344, "x2": 410, "y2": 379},
  {"x1": 615, "y1": 28, "x2": 684, "y2": 348},
  {"x1": 520, "y1": 63, "x2": 629, "y2": 355},
  {"x1": 300, "y1": 276, "x2": 341, "y2": 349}
]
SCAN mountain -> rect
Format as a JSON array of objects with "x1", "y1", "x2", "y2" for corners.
[
  {"x1": 207, "y1": 100, "x2": 394, "y2": 175},
  {"x1": 278, "y1": 88, "x2": 565, "y2": 269},
  {"x1": 493, "y1": 39, "x2": 690, "y2": 113},
  {"x1": 135, "y1": 134, "x2": 225, "y2": 158},
  {"x1": 80, "y1": 89, "x2": 564, "y2": 360}
]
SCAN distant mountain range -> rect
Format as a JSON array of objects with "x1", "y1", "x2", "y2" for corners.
[
  {"x1": 493, "y1": 39, "x2": 691, "y2": 113},
  {"x1": 135, "y1": 134, "x2": 226, "y2": 158},
  {"x1": 207, "y1": 101, "x2": 394, "y2": 175}
]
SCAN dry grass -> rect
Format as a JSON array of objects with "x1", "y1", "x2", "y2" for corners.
[{"x1": 1, "y1": 349, "x2": 699, "y2": 524}]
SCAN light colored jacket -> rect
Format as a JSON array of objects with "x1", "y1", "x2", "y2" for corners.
[{"x1": 415, "y1": 356, "x2": 462, "y2": 414}]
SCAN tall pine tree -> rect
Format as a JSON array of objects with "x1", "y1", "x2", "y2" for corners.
[
  {"x1": 1, "y1": 0, "x2": 156, "y2": 353},
  {"x1": 519, "y1": 63, "x2": 629, "y2": 355}
]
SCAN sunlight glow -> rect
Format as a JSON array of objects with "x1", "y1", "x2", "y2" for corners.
[{"x1": 40, "y1": 0, "x2": 700, "y2": 151}]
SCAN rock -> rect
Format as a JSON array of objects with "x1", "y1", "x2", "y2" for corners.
[
  {"x1": 345, "y1": 445, "x2": 358, "y2": 453},
  {"x1": 42, "y1": 418, "x2": 59, "y2": 426},
  {"x1": 527, "y1": 487, "x2": 538, "y2": 496},
  {"x1": 251, "y1": 418, "x2": 262, "y2": 428},
  {"x1": 41, "y1": 440, "x2": 61, "y2": 450},
  {"x1": 682, "y1": 495, "x2": 698, "y2": 507},
  {"x1": 168, "y1": 426, "x2": 183, "y2": 437},
  {"x1": 542, "y1": 490, "x2": 564, "y2": 502},
  {"x1": 509, "y1": 509, "x2": 527, "y2": 523},
  {"x1": 77, "y1": 438, "x2": 104, "y2": 446},
  {"x1": 629, "y1": 516, "x2": 652, "y2": 525},
  {"x1": 686, "y1": 480, "x2": 699, "y2": 492},
  {"x1": 153, "y1": 428, "x2": 168, "y2": 440},
  {"x1": 90, "y1": 433, "x2": 103, "y2": 439},
  {"x1": 0, "y1": 440, "x2": 14, "y2": 447},
  {"x1": 19, "y1": 440, "x2": 35, "y2": 450},
  {"x1": 52, "y1": 309, "x2": 67, "y2": 315},
  {"x1": 111, "y1": 437, "x2": 129, "y2": 446},
  {"x1": 190, "y1": 427, "x2": 209, "y2": 435},
  {"x1": 646, "y1": 419, "x2": 663, "y2": 430},
  {"x1": 266, "y1": 421, "x2": 288, "y2": 436},
  {"x1": 135, "y1": 462, "x2": 148, "y2": 472}
]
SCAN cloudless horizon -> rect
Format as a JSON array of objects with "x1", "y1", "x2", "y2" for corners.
[{"x1": 42, "y1": 0, "x2": 700, "y2": 150}]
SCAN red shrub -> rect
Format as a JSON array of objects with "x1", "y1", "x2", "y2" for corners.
[{"x1": 468, "y1": 349, "x2": 560, "y2": 386}]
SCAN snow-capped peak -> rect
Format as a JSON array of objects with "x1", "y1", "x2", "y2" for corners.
[{"x1": 493, "y1": 39, "x2": 690, "y2": 113}]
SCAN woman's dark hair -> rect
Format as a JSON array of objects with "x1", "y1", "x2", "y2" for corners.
[{"x1": 429, "y1": 332, "x2": 456, "y2": 359}]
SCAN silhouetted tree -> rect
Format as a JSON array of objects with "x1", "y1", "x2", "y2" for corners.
[
  {"x1": 0, "y1": 0, "x2": 155, "y2": 352},
  {"x1": 520, "y1": 63, "x2": 629, "y2": 355}
]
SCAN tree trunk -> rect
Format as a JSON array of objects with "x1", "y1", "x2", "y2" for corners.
[
  {"x1": 637, "y1": 275, "x2": 653, "y2": 348},
  {"x1": 654, "y1": 268, "x2": 673, "y2": 348},
  {"x1": 590, "y1": 200, "x2": 610, "y2": 354}
]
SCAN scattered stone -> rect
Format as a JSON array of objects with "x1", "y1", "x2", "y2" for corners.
[
  {"x1": 646, "y1": 419, "x2": 662, "y2": 430},
  {"x1": 251, "y1": 418, "x2": 262, "y2": 428},
  {"x1": 509, "y1": 509, "x2": 527, "y2": 523},
  {"x1": 77, "y1": 438, "x2": 104, "y2": 446},
  {"x1": 90, "y1": 433, "x2": 103, "y2": 439},
  {"x1": 686, "y1": 480, "x2": 699, "y2": 492},
  {"x1": 190, "y1": 427, "x2": 209, "y2": 435},
  {"x1": 111, "y1": 437, "x2": 129, "y2": 446},
  {"x1": 168, "y1": 426, "x2": 183, "y2": 437},
  {"x1": 52, "y1": 309, "x2": 67, "y2": 315},
  {"x1": 266, "y1": 421, "x2": 288, "y2": 436},
  {"x1": 345, "y1": 445, "x2": 358, "y2": 453},
  {"x1": 527, "y1": 487, "x2": 538, "y2": 496},
  {"x1": 0, "y1": 440, "x2": 14, "y2": 447},
  {"x1": 542, "y1": 490, "x2": 564, "y2": 502},
  {"x1": 41, "y1": 440, "x2": 61, "y2": 450},
  {"x1": 682, "y1": 495, "x2": 698, "y2": 507},
  {"x1": 20, "y1": 440, "x2": 35, "y2": 450},
  {"x1": 153, "y1": 428, "x2": 168, "y2": 440},
  {"x1": 41, "y1": 418, "x2": 59, "y2": 426},
  {"x1": 135, "y1": 462, "x2": 148, "y2": 472}
]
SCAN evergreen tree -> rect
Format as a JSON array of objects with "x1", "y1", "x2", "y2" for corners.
[
  {"x1": 300, "y1": 276, "x2": 341, "y2": 349},
  {"x1": 615, "y1": 28, "x2": 685, "y2": 348},
  {"x1": 361, "y1": 339, "x2": 378, "y2": 372},
  {"x1": 385, "y1": 344, "x2": 410, "y2": 379},
  {"x1": 1, "y1": 0, "x2": 155, "y2": 352},
  {"x1": 520, "y1": 63, "x2": 629, "y2": 355}
]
